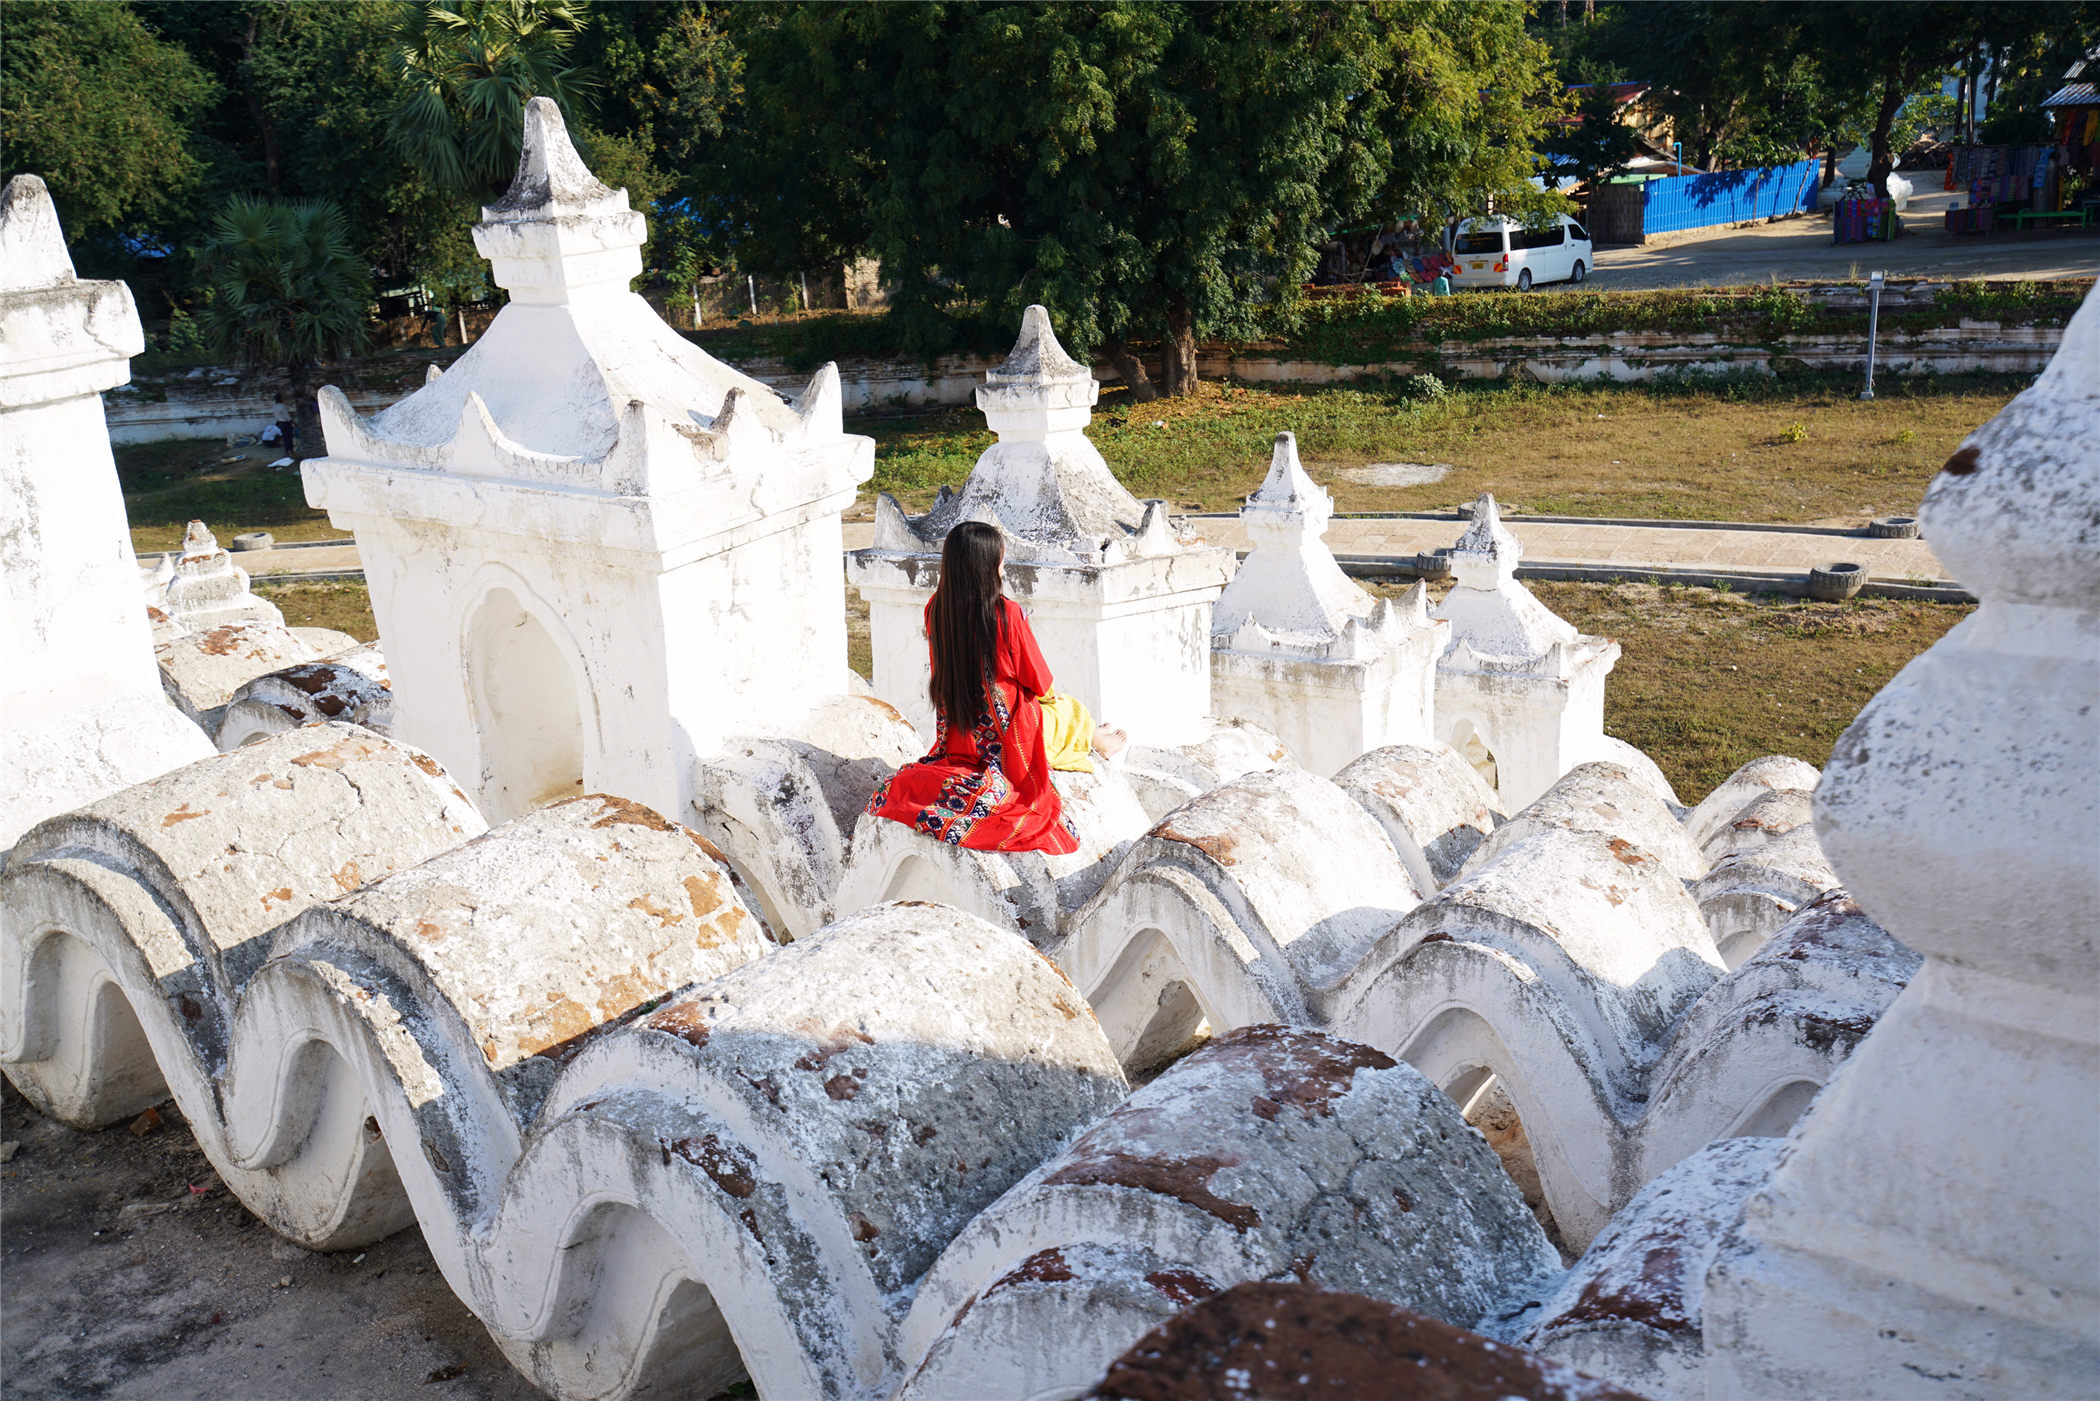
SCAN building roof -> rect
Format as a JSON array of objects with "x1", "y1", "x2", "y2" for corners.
[{"x1": 2042, "y1": 81, "x2": 2099, "y2": 108}]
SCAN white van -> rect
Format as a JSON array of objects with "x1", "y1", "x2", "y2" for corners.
[{"x1": 1448, "y1": 215, "x2": 1594, "y2": 291}]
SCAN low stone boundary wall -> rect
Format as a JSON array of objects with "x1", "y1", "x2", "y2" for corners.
[
  {"x1": 104, "y1": 386, "x2": 401, "y2": 445},
  {"x1": 103, "y1": 320, "x2": 2062, "y2": 441},
  {"x1": 1194, "y1": 320, "x2": 2062, "y2": 386}
]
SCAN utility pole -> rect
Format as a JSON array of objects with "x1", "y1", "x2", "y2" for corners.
[{"x1": 1860, "y1": 270, "x2": 1885, "y2": 401}]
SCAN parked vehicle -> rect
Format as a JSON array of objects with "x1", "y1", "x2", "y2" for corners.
[{"x1": 1448, "y1": 215, "x2": 1593, "y2": 291}]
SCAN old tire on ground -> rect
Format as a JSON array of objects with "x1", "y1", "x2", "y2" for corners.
[
  {"x1": 231, "y1": 532, "x2": 274, "y2": 552},
  {"x1": 1868, "y1": 515, "x2": 1920, "y2": 538},
  {"x1": 1807, "y1": 562, "x2": 1867, "y2": 601}
]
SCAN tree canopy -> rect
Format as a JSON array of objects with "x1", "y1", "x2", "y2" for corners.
[
  {"x1": 1546, "y1": 1, "x2": 2100, "y2": 195},
  {"x1": 12, "y1": 0, "x2": 2096, "y2": 360},
  {"x1": 194, "y1": 195, "x2": 372, "y2": 447},
  {"x1": 0, "y1": 1, "x2": 216, "y2": 241},
  {"x1": 723, "y1": 1, "x2": 1563, "y2": 393}
]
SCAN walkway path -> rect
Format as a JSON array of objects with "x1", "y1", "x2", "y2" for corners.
[
  {"x1": 174, "y1": 516, "x2": 1955, "y2": 594},
  {"x1": 1185, "y1": 515, "x2": 1944, "y2": 582}
]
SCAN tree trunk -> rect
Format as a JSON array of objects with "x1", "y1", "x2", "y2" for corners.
[
  {"x1": 1102, "y1": 338, "x2": 1158, "y2": 403},
  {"x1": 288, "y1": 361, "x2": 317, "y2": 461},
  {"x1": 1161, "y1": 301, "x2": 1198, "y2": 398},
  {"x1": 1866, "y1": 76, "x2": 1904, "y2": 199},
  {"x1": 238, "y1": 14, "x2": 281, "y2": 193},
  {"x1": 1823, "y1": 141, "x2": 1840, "y2": 189}
]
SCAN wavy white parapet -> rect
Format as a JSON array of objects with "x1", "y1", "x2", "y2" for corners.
[
  {"x1": 1048, "y1": 754, "x2": 1916, "y2": 1252},
  {"x1": 1, "y1": 726, "x2": 1133, "y2": 1398}
]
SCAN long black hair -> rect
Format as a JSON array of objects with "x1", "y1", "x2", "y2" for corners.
[{"x1": 928, "y1": 520, "x2": 1006, "y2": 727}]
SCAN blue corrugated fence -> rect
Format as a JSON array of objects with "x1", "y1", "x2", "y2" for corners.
[{"x1": 1640, "y1": 160, "x2": 1821, "y2": 234}]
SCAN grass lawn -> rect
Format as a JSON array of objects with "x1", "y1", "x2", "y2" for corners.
[
  {"x1": 272, "y1": 578, "x2": 1964, "y2": 807},
  {"x1": 1483, "y1": 581, "x2": 1968, "y2": 800},
  {"x1": 255, "y1": 583, "x2": 380, "y2": 642},
  {"x1": 116, "y1": 441, "x2": 346, "y2": 554},
  {"x1": 860, "y1": 372, "x2": 2017, "y2": 525}
]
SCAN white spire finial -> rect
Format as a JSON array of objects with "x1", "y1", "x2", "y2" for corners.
[
  {"x1": 975, "y1": 304, "x2": 1100, "y2": 447},
  {"x1": 0, "y1": 175, "x2": 77, "y2": 292},
  {"x1": 1450, "y1": 493, "x2": 1521, "y2": 589},
  {"x1": 483, "y1": 97, "x2": 621, "y2": 222},
  {"x1": 471, "y1": 97, "x2": 645, "y2": 300},
  {"x1": 986, "y1": 305, "x2": 1090, "y2": 386},
  {"x1": 1246, "y1": 432, "x2": 1331, "y2": 526}
]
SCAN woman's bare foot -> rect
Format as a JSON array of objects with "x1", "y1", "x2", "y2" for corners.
[{"x1": 1091, "y1": 725, "x2": 1129, "y2": 759}]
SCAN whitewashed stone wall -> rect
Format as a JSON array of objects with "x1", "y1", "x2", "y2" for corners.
[
  {"x1": 845, "y1": 307, "x2": 1280, "y2": 823},
  {"x1": 1210, "y1": 432, "x2": 1445, "y2": 776},
  {"x1": 1696, "y1": 280, "x2": 2100, "y2": 1400},
  {"x1": 0, "y1": 175, "x2": 215, "y2": 848},
  {"x1": 303, "y1": 99, "x2": 873, "y2": 823},
  {"x1": 1431, "y1": 495, "x2": 1628, "y2": 811}
]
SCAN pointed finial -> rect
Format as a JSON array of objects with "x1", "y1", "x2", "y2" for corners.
[
  {"x1": 482, "y1": 96, "x2": 623, "y2": 222},
  {"x1": 1248, "y1": 433, "x2": 1331, "y2": 518},
  {"x1": 1453, "y1": 493, "x2": 1519, "y2": 560},
  {"x1": 1448, "y1": 493, "x2": 1521, "y2": 590},
  {"x1": 182, "y1": 520, "x2": 220, "y2": 557},
  {"x1": 0, "y1": 175, "x2": 77, "y2": 292},
  {"x1": 986, "y1": 305, "x2": 1089, "y2": 386}
]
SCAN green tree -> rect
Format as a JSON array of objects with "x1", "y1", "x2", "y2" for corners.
[
  {"x1": 134, "y1": 1, "x2": 489, "y2": 314},
  {"x1": 0, "y1": 1, "x2": 216, "y2": 241},
  {"x1": 725, "y1": 1, "x2": 1560, "y2": 397},
  {"x1": 195, "y1": 197, "x2": 373, "y2": 455},
  {"x1": 387, "y1": 0, "x2": 598, "y2": 200},
  {"x1": 1789, "y1": 3, "x2": 1992, "y2": 197},
  {"x1": 1542, "y1": 73, "x2": 1645, "y2": 188}
]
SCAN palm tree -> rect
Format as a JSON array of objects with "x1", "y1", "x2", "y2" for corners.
[
  {"x1": 195, "y1": 197, "x2": 372, "y2": 458},
  {"x1": 387, "y1": 0, "x2": 597, "y2": 200}
]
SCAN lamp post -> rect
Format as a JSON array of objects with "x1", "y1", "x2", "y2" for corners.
[
  {"x1": 1674, "y1": 140, "x2": 1682, "y2": 174},
  {"x1": 1860, "y1": 269, "x2": 1885, "y2": 401}
]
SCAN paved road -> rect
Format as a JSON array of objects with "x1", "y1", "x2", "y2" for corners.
[{"x1": 1570, "y1": 184, "x2": 2098, "y2": 291}]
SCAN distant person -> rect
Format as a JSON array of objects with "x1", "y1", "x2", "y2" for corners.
[{"x1": 864, "y1": 520, "x2": 1126, "y2": 853}]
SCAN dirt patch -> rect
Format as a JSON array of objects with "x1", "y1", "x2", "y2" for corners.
[
  {"x1": 1366, "y1": 578, "x2": 1969, "y2": 800},
  {"x1": 0, "y1": 1078, "x2": 543, "y2": 1400}
]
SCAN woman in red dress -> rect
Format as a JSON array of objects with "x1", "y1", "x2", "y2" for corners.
[{"x1": 865, "y1": 521, "x2": 1121, "y2": 853}]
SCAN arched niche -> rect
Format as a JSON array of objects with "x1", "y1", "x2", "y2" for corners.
[
  {"x1": 1448, "y1": 716, "x2": 1500, "y2": 797},
  {"x1": 468, "y1": 587, "x2": 586, "y2": 822}
]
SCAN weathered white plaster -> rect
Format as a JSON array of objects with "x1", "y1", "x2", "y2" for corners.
[
  {"x1": 1520, "y1": 1138, "x2": 1786, "y2": 1401},
  {"x1": 151, "y1": 520, "x2": 284, "y2": 631},
  {"x1": 0, "y1": 175, "x2": 214, "y2": 848},
  {"x1": 1055, "y1": 768, "x2": 1427, "y2": 1074},
  {"x1": 215, "y1": 641, "x2": 392, "y2": 751},
  {"x1": 845, "y1": 307, "x2": 1243, "y2": 781},
  {"x1": 302, "y1": 99, "x2": 873, "y2": 823},
  {"x1": 1700, "y1": 281, "x2": 2100, "y2": 1400},
  {"x1": 1690, "y1": 822, "x2": 1839, "y2": 968},
  {"x1": 896, "y1": 1026, "x2": 1561, "y2": 1400},
  {"x1": 155, "y1": 620, "x2": 328, "y2": 737},
  {"x1": 1680, "y1": 754, "x2": 1820, "y2": 858},
  {"x1": 1331, "y1": 743, "x2": 1506, "y2": 892},
  {"x1": 1431, "y1": 495, "x2": 1622, "y2": 811},
  {"x1": 1210, "y1": 433, "x2": 1445, "y2": 776},
  {"x1": 690, "y1": 692, "x2": 924, "y2": 940},
  {"x1": 1059, "y1": 760, "x2": 1911, "y2": 1253}
]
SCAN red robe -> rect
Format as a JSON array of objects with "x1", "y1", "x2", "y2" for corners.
[{"x1": 865, "y1": 597, "x2": 1080, "y2": 854}]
